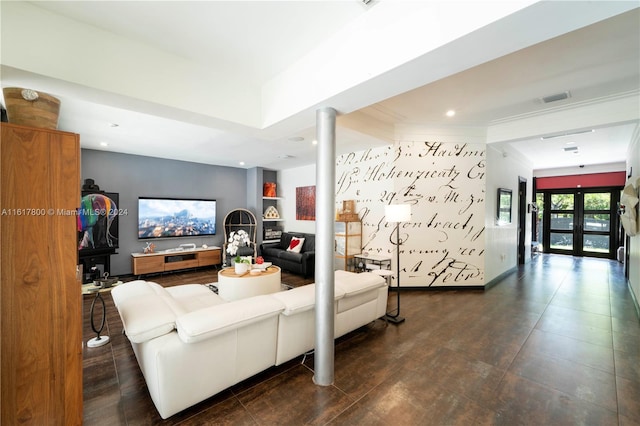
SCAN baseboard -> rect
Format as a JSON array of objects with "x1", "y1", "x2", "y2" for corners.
[
  {"x1": 628, "y1": 279, "x2": 640, "y2": 323},
  {"x1": 394, "y1": 285, "x2": 485, "y2": 291},
  {"x1": 484, "y1": 266, "x2": 518, "y2": 290},
  {"x1": 392, "y1": 265, "x2": 518, "y2": 291}
]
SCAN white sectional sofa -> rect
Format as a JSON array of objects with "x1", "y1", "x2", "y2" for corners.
[{"x1": 111, "y1": 271, "x2": 388, "y2": 419}]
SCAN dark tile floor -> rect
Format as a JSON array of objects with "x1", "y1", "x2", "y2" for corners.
[{"x1": 83, "y1": 255, "x2": 640, "y2": 425}]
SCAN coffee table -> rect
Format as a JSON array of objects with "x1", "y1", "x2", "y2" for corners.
[{"x1": 217, "y1": 265, "x2": 281, "y2": 301}]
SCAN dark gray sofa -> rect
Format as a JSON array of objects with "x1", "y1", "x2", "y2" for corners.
[{"x1": 259, "y1": 232, "x2": 315, "y2": 277}]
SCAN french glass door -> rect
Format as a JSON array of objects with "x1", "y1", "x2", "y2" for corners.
[{"x1": 539, "y1": 188, "x2": 620, "y2": 258}]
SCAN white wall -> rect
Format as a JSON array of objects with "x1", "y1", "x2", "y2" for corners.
[
  {"x1": 626, "y1": 129, "x2": 640, "y2": 312},
  {"x1": 280, "y1": 164, "x2": 317, "y2": 234},
  {"x1": 534, "y1": 161, "x2": 627, "y2": 177},
  {"x1": 484, "y1": 145, "x2": 533, "y2": 283}
]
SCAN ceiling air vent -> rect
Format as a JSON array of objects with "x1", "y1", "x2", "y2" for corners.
[
  {"x1": 563, "y1": 146, "x2": 578, "y2": 152},
  {"x1": 541, "y1": 91, "x2": 571, "y2": 103}
]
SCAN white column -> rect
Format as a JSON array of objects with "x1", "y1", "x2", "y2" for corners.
[{"x1": 313, "y1": 107, "x2": 336, "y2": 386}]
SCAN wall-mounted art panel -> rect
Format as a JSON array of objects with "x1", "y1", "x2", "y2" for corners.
[
  {"x1": 296, "y1": 185, "x2": 316, "y2": 220},
  {"x1": 335, "y1": 141, "x2": 486, "y2": 287}
]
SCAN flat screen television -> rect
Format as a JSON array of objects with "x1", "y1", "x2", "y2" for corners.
[{"x1": 138, "y1": 197, "x2": 216, "y2": 239}]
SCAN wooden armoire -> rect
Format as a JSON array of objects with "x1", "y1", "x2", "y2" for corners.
[{"x1": 1, "y1": 122, "x2": 83, "y2": 424}]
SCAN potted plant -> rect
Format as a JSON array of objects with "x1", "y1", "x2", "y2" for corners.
[
  {"x1": 233, "y1": 256, "x2": 251, "y2": 274},
  {"x1": 227, "y1": 230, "x2": 251, "y2": 273}
]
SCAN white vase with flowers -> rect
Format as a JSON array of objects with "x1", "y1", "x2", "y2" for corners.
[{"x1": 226, "y1": 230, "x2": 251, "y2": 273}]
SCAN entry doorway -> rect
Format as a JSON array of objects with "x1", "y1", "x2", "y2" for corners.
[
  {"x1": 536, "y1": 188, "x2": 621, "y2": 259},
  {"x1": 517, "y1": 177, "x2": 527, "y2": 265}
]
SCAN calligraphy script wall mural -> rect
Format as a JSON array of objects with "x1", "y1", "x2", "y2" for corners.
[{"x1": 336, "y1": 141, "x2": 486, "y2": 287}]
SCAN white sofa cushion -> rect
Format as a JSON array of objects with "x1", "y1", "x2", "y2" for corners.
[
  {"x1": 116, "y1": 295, "x2": 176, "y2": 343},
  {"x1": 165, "y1": 284, "x2": 225, "y2": 315},
  {"x1": 111, "y1": 279, "x2": 159, "y2": 306},
  {"x1": 112, "y1": 281, "x2": 227, "y2": 344},
  {"x1": 334, "y1": 270, "x2": 386, "y2": 296},
  {"x1": 176, "y1": 295, "x2": 284, "y2": 343},
  {"x1": 270, "y1": 284, "x2": 346, "y2": 316}
]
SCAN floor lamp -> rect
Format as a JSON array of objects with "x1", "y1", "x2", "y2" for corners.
[{"x1": 385, "y1": 204, "x2": 411, "y2": 324}]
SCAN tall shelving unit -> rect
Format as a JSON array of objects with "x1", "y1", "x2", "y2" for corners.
[
  {"x1": 261, "y1": 169, "x2": 283, "y2": 244},
  {"x1": 248, "y1": 167, "x2": 284, "y2": 249}
]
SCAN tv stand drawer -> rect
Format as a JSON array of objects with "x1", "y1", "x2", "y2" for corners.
[
  {"x1": 199, "y1": 250, "x2": 221, "y2": 266},
  {"x1": 164, "y1": 257, "x2": 199, "y2": 271},
  {"x1": 132, "y1": 256, "x2": 165, "y2": 275}
]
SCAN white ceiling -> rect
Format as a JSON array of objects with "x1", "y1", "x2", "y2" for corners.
[
  {"x1": 1, "y1": 1, "x2": 638, "y2": 172},
  {"x1": 28, "y1": 1, "x2": 368, "y2": 84}
]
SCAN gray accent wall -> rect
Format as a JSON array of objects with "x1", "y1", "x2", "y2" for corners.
[{"x1": 81, "y1": 149, "x2": 249, "y2": 276}]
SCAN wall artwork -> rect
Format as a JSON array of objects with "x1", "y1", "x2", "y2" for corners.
[
  {"x1": 497, "y1": 188, "x2": 513, "y2": 225},
  {"x1": 296, "y1": 185, "x2": 316, "y2": 220},
  {"x1": 335, "y1": 141, "x2": 486, "y2": 287},
  {"x1": 78, "y1": 191, "x2": 119, "y2": 251}
]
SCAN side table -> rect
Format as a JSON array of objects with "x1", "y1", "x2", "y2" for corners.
[
  {"x1": 354, "y1": 254, "x2": 391, "y2": 272},
  {"x1": 83, "y1": 280, "x2": 123, "y2": 347}
]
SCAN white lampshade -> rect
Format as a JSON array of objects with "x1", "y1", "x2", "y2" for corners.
[{"x1": 385, "y1": 204, "x2": 411, "y2": 222}]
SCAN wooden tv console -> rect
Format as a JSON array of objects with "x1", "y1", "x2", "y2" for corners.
[{"x1": 131, "y1": 247, "x2": 221, "y2": 276}]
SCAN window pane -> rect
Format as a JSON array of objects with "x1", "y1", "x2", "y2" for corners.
[
  {"x1": 551, "y1": 213, "x2": 573, "y2": 230},
  {"x1": 551, "y1": 194, "x2": 574, "y2": 210},
  {"x1": 584, "y1": 193, "x2": 610, "y2": 210},
  {"x1": 535, "y1": 192, "x2": 544, "y2": 243},
  {"x1": 583, "y1": 234, "x2": 609, "y2": 252},
  {"x1": 550, "y1": 232, "x2": 573, "y2": 250},
  {"x1": 584, "y1": 214, "x2": 610, "y2": 231},
  {"x1": 536, "y1": 193, "x2": 544, "y2": 210}
]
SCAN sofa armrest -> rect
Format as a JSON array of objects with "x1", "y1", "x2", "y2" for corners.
[
  {"x1": 114, "y1": 294, "x2": 177, "y2": 343},
  {"x1": 176, "y1": 295, "x2": 284, "y2": 343},
  {"x1": 335, "y1": 270, "x2": 386, "y2": 296},
  {"x1": 112, "y1": 280, "x2": 183, "y2": 343}
]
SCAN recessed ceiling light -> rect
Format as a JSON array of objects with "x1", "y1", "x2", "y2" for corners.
[
  {"x1": 278, "y1": 154, "x2": 295, "y2": 159},
  {"x1": 288, "y1": 136, "x2": 304, "y2": 142},
  {"x1": 99, "y1": 142, "x2": 108, "y2": 147},
  {"x1": 239, "y1": 161, "x2": 245, "y2": 166},
  {"x1": 312, "y1": 140, "x2": 318, "y2": 145},
  {"x1": 445, "y1": 110, "x2": 455, "y2": 117}
]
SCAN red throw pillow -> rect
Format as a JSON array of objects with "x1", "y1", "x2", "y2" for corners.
[{"x1": 287, "y1": 237, "x2": 305, "y2": 253}]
